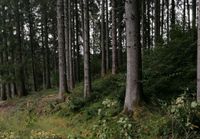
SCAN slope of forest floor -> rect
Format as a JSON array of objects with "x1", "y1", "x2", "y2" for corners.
[{"x1": 0, "y1": 74, "x2": 200, "y2": 139}]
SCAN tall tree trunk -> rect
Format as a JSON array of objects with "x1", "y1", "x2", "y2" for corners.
[
  {"x1": 161, "y1": 0, "x2": 164, "y2": 38},
  {"x1": 112, "y1": 0, "x2": 117, "y2": 74},
  {"x1": 192, "y1": 0, "x2": 196, "y2": 39},
  {"x1": 72, "y1": 1, "x2": 76, "y2": 85},
  {"x1": 41, "y1": 24, "x2": 46, "y2": 89},
  {"x1": 0, "y1": 52, "x2": 7, "y2": 100},
  {"x1": 183, "y1": 0, "x2": 186, "y2": 32},
  {"x1": 2, "y1": 6, "x2": 12, "y2": 99},
  {"x1": 44, "y1": 7, "x2": 51, "y2": 89},
  {"x1": 101, "y1": 0, "x2": 106, "y2": 76},
  {"x1": 15, "y1": 0, "x2": 26, "y2": 97},
  {"x1": 171, "y1": 0, "x2": 175, "y2": 28},
  {"x1": 57, "y1": 0, "x2": 67, "y2": 99},
  {"x1": 197, "y1": 0, "x2": 200, "y2": 101},
  {"x1": 142, "y1": 0, "x2": 147, "y2": 49},
  {"x1": 64, "y1": 0, "x2": 69, "y2": 90},
  {"x1": 187, "y1": 0, "x2": 191, "y2": 29},
  {"x1": 118, "y1": 0, "x2": 123, "y2": 66},
  {"x1": 105, "y1": 0, "x2": 110, "y2": 71},
  {"x1": 155, "y1": 0, "x2": 160, "y2": 47},
  {"x1": 124, "y1": 0, "x2": 142, "y2": 114},
  {"x1": 75, "y1": 0, "x2": 80, "y2": 82},
  {"x1": 83, "y1": 0, "x2": 91, "y2": 98},
  {"x1": 147, "y1": 0, "x2": 151, "y2": 49},
  {"x1": 28, "y1": 0, "x2": 37, "y2": 91},
  {"x1": 151, "y1": 1, "x2": 154, "y2": 46},
  {"x1": 68, "y1": 0, "x2": 75, "y2": 90},
  {"x1": 166, "y1": 0, "x2": 170, "y2": 44},
  {"x1": 192, "y1": 0, "x2": 196, "y2": 29}
]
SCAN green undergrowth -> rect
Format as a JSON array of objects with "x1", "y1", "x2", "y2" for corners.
[{"x1": 0, "y1": 74, "x2": 200, "y2": 139}]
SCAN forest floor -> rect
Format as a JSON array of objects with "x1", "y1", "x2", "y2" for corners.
[{"x1": 0, "y1": 74, "x2": 184, "y2": 139}]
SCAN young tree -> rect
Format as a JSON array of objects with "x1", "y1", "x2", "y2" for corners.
[{"x1": 123, "y1": 0, "x2": 142, "y2": 114}]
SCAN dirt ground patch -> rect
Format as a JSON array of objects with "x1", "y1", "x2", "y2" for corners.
[{"x1": 0, "y1": 101, "x2": 15, "y2": 113}]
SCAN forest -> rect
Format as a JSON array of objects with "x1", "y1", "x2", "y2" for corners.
[{"x1": 0, "y1": 0, "x2": 200, "y2": 138}]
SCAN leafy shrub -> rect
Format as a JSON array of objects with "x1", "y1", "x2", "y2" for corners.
[
  {"x1": 67, "y1": 134, "x2": 84, "y2": 139},
  {"x1": 159, "y1": 93, "x2": 200, "y2": 138},
  {"x1": 92, "y1": 98, "x2": 136, "y2": 139},
  {"x1": 97, "y1": 98, "x2": 120, "y2": 118},
  {"x1": 0, "y1": 131, "x2": 20, "y2": 139},
  {"x1": 117, "y1": 117, "x2": 136, "y2": 139},
  {"x1": 30, "y1": 130, "x2": 62, "y2": 139},
  {"x1": 143, "y1": 28, "x2": 196, "y2": 100},
  {"x1": 69, "y1": 97, "x2": 86, "y2": 112},
  {"x1": 92, "y1": 117, "x2": 136, "y2": 139}
]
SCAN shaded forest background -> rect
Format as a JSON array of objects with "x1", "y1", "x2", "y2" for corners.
[{"x1": 0, "y1": 0, "x2": 200, "y2": 138}]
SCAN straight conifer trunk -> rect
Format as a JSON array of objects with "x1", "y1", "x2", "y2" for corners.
[
  {"x1": 197, "y1": 0, "x2": 200, "y2": 101},
  {"x1": 124, "y1": 0, "x2": 142, "y2": 114},
  {"x1": 101, "y1": 0, "x2": 106, "y2": 76},
  {"x1": 105, "y1": 0, "x2": 109, "y2": 71},
  {"x1": 57, "y1": 0, "x2": 67, "y2": 99},
  {"x1": 155, "y1": 0, "x2": 160, "y2": 47},
  {"x1": 15, "y1": 0, "x2": 26, "y2": 97},
  {"x1": 112, "y1": 0, "x2": 117, "y2": 74},
  {"x1": 83, "y1": 0, "x2": 91, "y2": 98}
]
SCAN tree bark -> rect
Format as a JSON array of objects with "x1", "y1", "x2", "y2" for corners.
[
  {"x1": 171, "y1": 0, "x2": 175, "y2": 28},
  {"x1": 118, "y1": 0, "x2": 124, "y2": 66},
  {"x1": 142, "y1": 0, "x2": 147, "y2": 49},
  {"x1": 101, "y1": 0, "x2": 106, "y2": 76},
  {"x1": 192, "y1": 0, "x2": 197, "y2": 40},
  {"x1": 83, "y1": 0, "x2": 91, "y2": 98},
  {"x1": 75, "y1": 0, "x2": 81, "y2": 82},
  {"x1": 28, "y1": 0, "x2": 37, "y2": 91},
  {"x1": 44, "y1": 6, "x2": 51, "y2": 89},
  {"x1": 57, "y1": 0, "x2": 67, "y2": 99},
  {"x1": 166, "y1": 0, "x2": 170, "y2": 44},
  {"x1": 0, "y1": 52, "x2": 6, "y2": 100},
  {"x1": 187, "y1": 0, "x2": 191, "y2": 29},
  {"x1": 105, "y1": 0, "x2": 110, "y2": 71},
  {"x1": 124, "y1": 0, "x2": 142, "y2": 114},
  {"x1": 197, "y1": 0, "x2": 200, "y2": 101},
  {"x1": 147, "y1": 0, "x2": 151, "y2": 49},
  {"x1": 68, "y1": 0, "x2": 75, "y2": 90},
  {"x1": 112, "y1": 0, "x2": 117, "y2": 74},
  {"x1": 64, "y1": 0, "x2": 69, "y2": 90},
  {"x1": 192, "y1": 0, "x2": 196, "y2": 30},
  {"x1": 155, "y1": 0, "x2": 160, "y2": 47},
  {"x1": 15, "y1": 0, "x2": 27, "y2": 97},
  {"x1": 183, "y1": 0, "x2": 186, "y2": 31},
  {"x1": 41, "y1": 23, "x2": 46, "y2": 89},
  {"x1": 161, "y1": 0, "x2": 164, "y2": 38}
]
